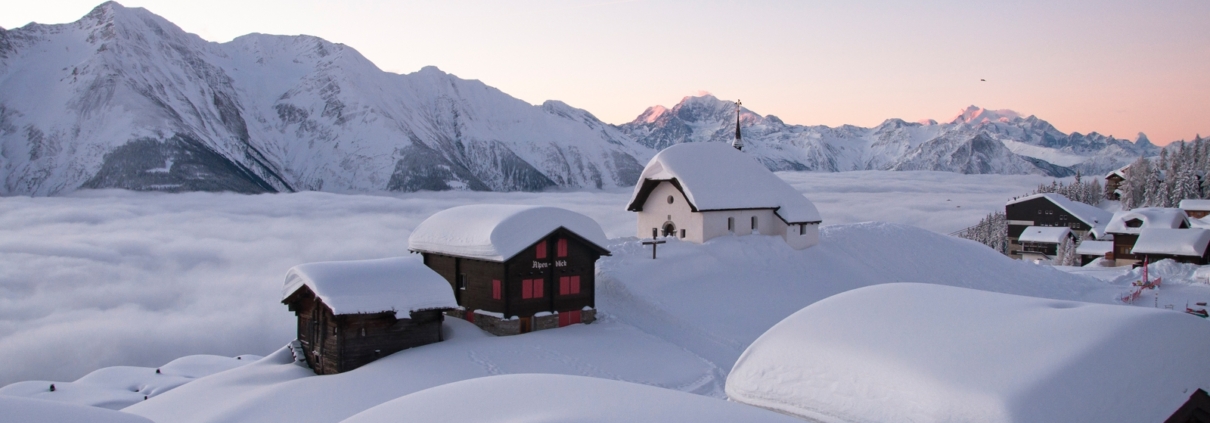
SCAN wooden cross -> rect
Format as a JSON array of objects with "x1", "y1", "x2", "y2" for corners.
[{"x1": 641, "y1": 238, "x2": 667, "y2": 259}]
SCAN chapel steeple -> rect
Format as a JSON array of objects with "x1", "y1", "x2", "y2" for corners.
[{"x1": 732, "y1": 99, "x2": 744, "y2": 151}]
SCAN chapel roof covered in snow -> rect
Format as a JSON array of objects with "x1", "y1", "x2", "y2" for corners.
[
  {"x1": 1179, "y1": 199, "x2": 1210, "y2": 212},
  {"x1": 1017, "y1": 226, "x2": 1072, "y2": 244},
  {"x1": 1005, "y1": 193, "x2": 1111, "y2": 228},
  {"x1": 282, "y1": 256, "x2": 457, "y2": 318},
  {"x1": 625, "y1": 142, "x2": 821, "y2": 224},
  {"x1": 1105, "y1": 208, "x2": 1190, "y2": 235},
  {"x1": 407, "y1": 204, "x2": 610, "y2": 262},
  {"x1": 726, "y1": 283, "x2": 1210, "y2": 423},
  {"x1": 1075, "y1": 240, "x2": 1113, "y2": 256},
  {"x1": 1130, "y1": 228, "x2": 1210, "y2": 257}
]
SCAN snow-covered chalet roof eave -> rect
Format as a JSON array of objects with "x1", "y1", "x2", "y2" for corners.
[{"x1": 409, "y1": 225, "x2": 612, "y2": 262}]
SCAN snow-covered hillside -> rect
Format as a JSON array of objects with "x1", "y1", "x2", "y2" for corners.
[
  {"x1": 0, "y1": 3, "x2": 1163, "y2": 196},
  {"x1": 621, "y1": 98, "x2": 1157, "y2": 176}
]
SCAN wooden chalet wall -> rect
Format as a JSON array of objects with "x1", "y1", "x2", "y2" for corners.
[
  {"x1": 1005, "y1": 197, "x2": 1096, "y2": 259},
  {"x1": 420, "y1": 227, "x2": 604, "y2": 333},
  {"x1": 283, "y1": 286, "x2": 445, "y2": 375}
]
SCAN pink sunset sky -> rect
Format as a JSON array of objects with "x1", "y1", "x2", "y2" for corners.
[{"x1": 3, "y1": 0, "x2": 1207, "y2": 145}]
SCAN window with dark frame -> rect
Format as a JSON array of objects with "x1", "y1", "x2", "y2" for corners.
[
  {"x1": 751, "y1": 216, "x2": 757, "y2": 230},
  {"x1": 492, "y1": 279, "x2": 501, "y2": 300},
  {"x1": 557, "y1": 238, "x2": 568, "y2": 257},
  {"x1": 536, "y1": 240, "x2": 547, "y2": 259},
  {"x1": 727, "y1": 217, "x2": 734, "y2": 231},
  {"x1": 458, "y1": 274, "x2": 467, "y2": 290}
]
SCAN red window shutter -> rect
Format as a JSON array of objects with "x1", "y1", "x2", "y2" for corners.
[
  {"x1": 522, "y1": 279, "x2": 533, "y2": 299},
  {"x1": 557, "y1": 238, "x2": 568, "y2": 257},
  {"x1": 570, "y1": 276, "x2": 581, "y2": 295},
  {"x1": 534, "y1": 278, "x2": 544, "y2": 298},
  {"x1": 492, "y1": 280, "x2": 501, "y2": 300},
  {"x1": 559, "y1": 276, "x2": 569, "y2": 295},
  {"x1": 536, "y1": 240, "x2": 547, "y2": 259}
]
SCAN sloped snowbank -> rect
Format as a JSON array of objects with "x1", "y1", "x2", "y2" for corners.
[
  {"x1": 0, "y1": 355, "x2": 258, "y2": 410},
  {"x1": 2, "y1": 396, "x2": 153, "y2": 423},
  {"x1": 726, "y1": 283, "x2": 1210, "y2": 423},
  {"x1": 339, "y1": 374, "x2": 803, "y2": 423}
]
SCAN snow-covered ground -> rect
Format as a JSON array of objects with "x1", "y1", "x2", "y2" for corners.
[{"x1": 2, "y1": 170, "x2": 1209, "y2": 422}]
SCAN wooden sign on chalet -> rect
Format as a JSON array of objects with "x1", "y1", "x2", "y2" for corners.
[{"x1": 408, "y1": 205, "x2": 611, "y2": 336}]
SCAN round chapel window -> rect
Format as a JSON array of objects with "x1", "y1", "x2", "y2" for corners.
[{"x1": 667, "y1": 195, "x2": 674, "y2": 204}]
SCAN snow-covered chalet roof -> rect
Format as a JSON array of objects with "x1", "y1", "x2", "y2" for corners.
[
  {"x1": 1106, "y1": 165, "x2": 1129, "y2": 180},
  {"x1": 1016, "y1": 226, "x2": 1071, "y2": 244},
  {"x1": 1130, "y1": 228, "x2": 1210, "y2": 257},
  {"x1": 1179, "y1": 199, "x2": 1210, "y2": 212},
  {"x1": 408, "y1": 204, "x2": 610, "y2": 262},
  {"x1": 625, "y1": 142, "x2": 822, "y2": 224},
  {"x1": 1105, "y1": 208, "x2": 1189, "y2": 235},
  {"x1": 726, "y1": 283, "x2": 1210, "y2": 423},
  {"x1": 282, "y1": 256, "x2": 456, "y2": 317},
  {"x1": 1075, "y1": 240, "x2": 1113, "y2": 256},
  {"x1": 1005, "y1": 193, "x2": 1111, "y2": 228}
]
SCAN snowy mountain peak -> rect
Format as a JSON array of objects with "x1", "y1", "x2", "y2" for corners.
[
  {"x1": 636, "y1": 105, "x2": 669, "y2": 124},
  {"x1": 1137, "y1": 132, "x2": 1152, "y2": 145},
  {"x1": 950, "y1": 105, "x2": 1022, "y2": 124}
]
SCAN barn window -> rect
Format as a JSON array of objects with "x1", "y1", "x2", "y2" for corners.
[
  {"x1": 458, "y1": 274, "x2": 467, "y2": 290},
  {"x1": 492, "y1": 280, "x2": 501, "y2": 300},
  {"x1": 680, "y1": 229, "x2": 685, "y2": 238},
  {"x1": 751, "y1": 216, "x2": 758, "y2": 230},
  {"x1": 727, "y1": 217, "x2": 734, "y2": 232},
  {"x1": 557, "y1": 238, "x2": 568, "y2": 257},
  {"x1": 667, "y1": 195, "x2": 674, "y2": 204},
  {"x1": 536, "y1": 240, "x2": 547, "y2": 259},
  {"x1": 799, "y1": 224, "x2": 806, "y2": 235}
]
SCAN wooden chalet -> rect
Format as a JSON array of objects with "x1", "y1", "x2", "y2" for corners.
[
  {"x1": 1180, "y1": 199, "x2": 1210, "y2": 219},
  {"x1": 408, "y1": 205, "x2": 611, "y2": 336},
  {"x1": 1129, "y1": 228, "x2": 1210, "y2": 265},
  {"x1": 1105, "y1": 208, "x2": 1191, "y2": 266},
  {"x1": 1105, "y1": 166, "x2": 1128, "y2": 200},
  {"x1": 1004, "y1": 193, "x2": 1111, "y2": 261},
  {"x1": 1016, "y1": 226, "x2": 1073, "y2": 263},
  {"x1": 1075, "y1": 240, "x2": 1113, "y2": 265},
  {"x1": 281, "y1": 257, "x2": 457, "y2": 375}
]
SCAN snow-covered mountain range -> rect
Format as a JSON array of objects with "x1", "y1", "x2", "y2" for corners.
[{"x1": 0, "y1": 2, "x2": 1162, "y2": 195}]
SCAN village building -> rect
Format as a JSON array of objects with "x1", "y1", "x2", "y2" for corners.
[
  {"x1": 1129, "y1": 228, "x2": 1210, "y2": 265},
  {"x1": 1179, "y1": 199, "x2": 1210, "y2": 219},
  {"x1": 1075, "y1": 240, "x2": 1114, "y2": 265},
  {"x1": 1105, "y1": 208, "x2": 1191, "y2": 266},
  {"x1": 625, "y1": 142, "x2": 822, "y2": 250},
  {"x1": 281, "y1": 256, "x2": 457, "y2": 375},
  {"x1": 1104, "y1": 166, "x2": 1129, "y2": 200},
  {"x1": 1004, "y1": 193, "x2": 1111, "y2": 260},
  {"x1": 1016, "y1": 226, "x2": 1074, "y2": 263},
  {"x1": 408, "y1": 205, "x2": 611, "y2": 336}
]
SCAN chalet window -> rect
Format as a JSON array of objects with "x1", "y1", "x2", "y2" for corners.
[
  {"x1": 727, "y1": 217, "x2": 734, "y2": 232},
  {"x1": 800, "y1": 224, "x2": 806, "y2": 235},
  {"x1": 751, "y1": 216, "x2": 758, "y2": 230},
  {"x1": 522, "y1": 279, "x2": 544, "y2": 299},
  {"x1": 560, "y1": 276, "x2": 581, "y2": 295},
  {"x1": 492, "y1": 279, "x2": 501, "y2": 300},
  {"x1": 557, "y1": 238, "x2": 568, "y2": 257},
  {"x1": 359, "y1": 328, "x2": 366, "y2": 337},
  {"x1": 536, "y1": 240, "x2": 547, "y2": 259},
  {"x1": 667, "y1": 195, "x2": 674, "y2": 204},
  {"x1": 679, "y1": 229, "x2": 685, "y2": 238},
  {"x1": 458, "y1": 274, "x2": 467, "y2": 291},
  {"x1": 1125, "y1": 219, "x2": 1143, "y2": 228}
]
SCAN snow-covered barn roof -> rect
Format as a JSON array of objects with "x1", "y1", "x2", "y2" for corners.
[
  {"x1": 625, "y1": 142, "x2": 822, "y2": 224},
  {"x1": 1017, "y1": 226, "x2": 1071, "y2": 244},
  {"x1": 726, "y1": 283, "x2": 1210, "y2": 423},
  {"x1": 282, "y1": 256, "x2": 456, "y2": 318},
  {"x1": 1005, "y1": 193, "x2": 1111, "y2": 228},
  {"x1": 407, "y1": 205, "x2": 610, "y2": 262},
  {"x1": 1130, "y1": 228, "x2": 1210, "y2": 257},
  {"x1": 1075, "y1": 240, "x2": 1113, "y2": 256},
  {"x1": 1106, "y1": 165, "x2": 1129, "y2": 180},
  {"x1": 1179, "y1": 199, "x2": 1210, "y2": 212},
  {"x1": 1105, "y1": 208, "x2": 1189, "y2": 235}
]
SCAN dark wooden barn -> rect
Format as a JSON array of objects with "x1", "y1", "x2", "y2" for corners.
[
  {"x1": 281, "y1": 257, "x2": 457, "y2": 375},
  {"x1": 1128, "y1": 228, "x2": 1210, "y2": 266},
  {"x1": 408, "y1": 205, "x2": 611, "y2": 336},
  {"x1": 1004, "y1": 193, "x2": 1111, "y2": 260},
  {"x1": 1105, "y1": 208, "x2": 1191, "y2": 266}
]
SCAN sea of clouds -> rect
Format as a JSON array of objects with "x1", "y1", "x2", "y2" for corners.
[{"x1": 0, "y1": 171, "x2": 1055, "y2": 386}]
